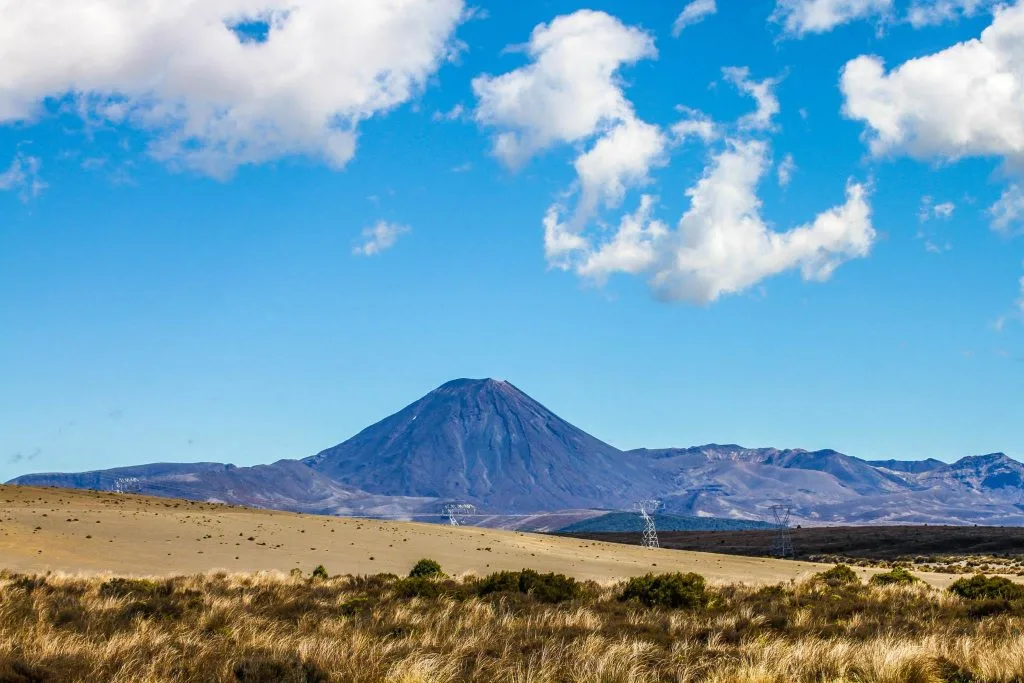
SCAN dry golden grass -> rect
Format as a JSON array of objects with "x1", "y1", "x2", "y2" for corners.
[
  {"x1": 0, "y1": 485, "x2": 841, "y2": 585},
  {"x1": 2, "y1": 565, "x2": 1024, "y2": 683}
]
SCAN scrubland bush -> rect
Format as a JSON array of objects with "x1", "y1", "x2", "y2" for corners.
[
  {"x1": 408, "y1": 559, "x2": 444, "y2": 579},
  {"x1": 949, "y1": 573, "x2": 1024, "y2": 601},
  {"x1": 619, "y1": 572, "x2": 707, "y2": 609},
  {"x1": 814, "y1": 563, "x2": 860, "y2": 587},
  {"x1": 476, "y1": 569, "x2": 580, "y2": 603},
  {"x1": 869, "y1": 566, "x2": 919, "y2": 586}
]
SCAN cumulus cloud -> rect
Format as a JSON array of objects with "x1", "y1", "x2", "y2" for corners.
[
  {"x1": 0, "y1": 0, "x2": 466, "y2": 177},
  {"x1": 989, "y1": 185, "x2": 1024, "y2": 234},
  {"x1": 907, "y1": 0, "x2": 997, "y2": 27},
  {"x1": 559, "y1": 141, "x2": 875, "y2": 303},
  {"x1": 353, "y1": 221, "x2": 411, "y2": 256},
  {"x1": 841, "y1": 3, "x2": 1024, "y2": 169},
  {"x1": 472, "y1": 10, "x2": 656, "y2": 168},
  {"x1": 772, "y1": 0, "x2": 892, "y2": 36},
  {"x1": 477, "y1": 12, "x2": 874, "y2": 304},
  {"x1": 0, "y1": 153, "x2": 46, "y2": 201},
  {"x1": 672, "y1": 0, "x2": 717, "y2": 36},
  {"x1": 573, "y1": 117, "x2": 668, "y2": 218}
]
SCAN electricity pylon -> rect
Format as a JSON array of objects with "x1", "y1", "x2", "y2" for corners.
[
  {"x1": 634, "y1": 500, "x2": 662, "y2": 549},
  {"x1": 443, "y1": 503, "x2": 476, "y2": 527},
  {"x1": 769, "y1": 503, "x2": 794, "y2": 559}
]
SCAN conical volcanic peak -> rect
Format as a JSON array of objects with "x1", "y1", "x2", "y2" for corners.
[{"x1": 304, "y1": 379, "x2": 660, "y2": 511}]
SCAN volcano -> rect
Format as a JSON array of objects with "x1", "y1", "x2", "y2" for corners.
[{"x1": 304, "y1": 378, "x2": 661, "y2": 511}]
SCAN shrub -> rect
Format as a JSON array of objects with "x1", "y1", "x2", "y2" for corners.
[
  {"x1": 477, "y1": 569, "x2": 580, "y2": 604},
  {"x1": 408, "y1": 559, "x2": 445, "y2": 579},
  {"x1": 620, "y1": 573, "x2": 708, "y2": 609},
  {"x1": 814, "y1": 564, "x2": 860, "y2": 587},
  {"x1": 948, "y1": 574, "x2": 1024, "y2": 601},
  {"x1": 310, "y1": 565, "x2": 328, "y2": 581},
  {"x1": 869, "y1": 567, "x2": 919, "y2": 586}
]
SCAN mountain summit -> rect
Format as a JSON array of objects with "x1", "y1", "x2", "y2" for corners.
[
  {"x1": 304, "y1": 378, "x2": 660, "y2": 511},
  {"x1": 9, "y1": 378, "x2": 1024, "y2": 525}
]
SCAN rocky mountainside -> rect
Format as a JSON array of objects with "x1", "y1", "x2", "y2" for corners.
[
  {"x1": 304, "y1": 378, "x2": 662, "y2": 511},
  {"x1": 10, "y1": 378, "x2": 1024, "y2": 526}
]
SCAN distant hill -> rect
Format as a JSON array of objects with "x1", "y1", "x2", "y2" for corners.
[
  {"x1": 10, "y1": 378, "x2": 1024, "y2": 526},
  {"x1": 557, "y1": 512, "x2": 775, "y2": 533}
]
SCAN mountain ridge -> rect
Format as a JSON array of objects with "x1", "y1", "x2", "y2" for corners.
[{"x1": 9, "y1": 378, "x2": 1024, "y2": 526}]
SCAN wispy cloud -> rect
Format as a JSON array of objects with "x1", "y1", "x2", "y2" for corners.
[
  {"x1": 353, "y1": 220, "x2": 411, "y2": 257},
  {"x1": 0, "y1": 153, "x2": 47, "y2": 201},
  {"x1": 672, "y1": 0, "x2": 717, "y2": 36}
]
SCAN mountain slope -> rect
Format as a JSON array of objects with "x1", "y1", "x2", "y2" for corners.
[
  {"x1": 304, "y1": 378, "x2": 661, "y2": 511},
  {"x1": 8, "y1": 378, "x2": 1024, "y2": 526},
  {"x1": 11, "y1": 460, "x2": 439, "y2": 517}
]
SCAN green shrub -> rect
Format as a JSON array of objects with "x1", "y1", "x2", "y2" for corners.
[
  {"x1": 948, "y1": 574, "x2": 1024, "y2": 601},
  {"x1": 620, "y1": 572, "x2": 708, "y2": 609},
  {"x1": 408, "y1": 559, "x2": 445, "y2": 579},
  {"x1": 869, "y1": 567, "x2": 919, "y2": 586},
  {"x1": 477, "y1": 569, "x2": 580, "y2": 604},
  {"x1": 814, "y1": 564, "x2": 860, "y2": 587},
  {"x1": 310, "y1": 565, "x2": 328, "y2": 581}
]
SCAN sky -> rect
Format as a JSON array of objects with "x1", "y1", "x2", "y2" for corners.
[{"x1": 2, "y1": 0, "x2": 1023, "y2": 481}]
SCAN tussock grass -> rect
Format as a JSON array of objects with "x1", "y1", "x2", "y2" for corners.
[{"x1": 1, "y1": 567, "x2": 1024, "y2": 682}]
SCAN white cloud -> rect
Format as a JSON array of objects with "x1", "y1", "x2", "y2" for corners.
[
  {"x1": 472, "y1": 10, "x2": 656, "y2": 168},
  {"x1": 722, "y1": 67, "x2": 780, "y2": 131},
  {"x1": 841, "y1": 3, "x2": 1024, "y2": 169},
  {"x1": 1017, "y1": 275, "x2": 1024, "y2": 313},
  {"x1": 573, "y1": 117, "x2": 668, "y2": 218},
  {"x1": 772, "y1": 0, "x2": 892, "y2": 36},
  {"x1": 778, "y1": 153, "x2": 797, "y2": 187},
  {"x1": 918, "y1": 196, "x2": 956, "y2": 221},
  {"x1": 672, "y1": 0, "x2": 717, "y2": 36},
  {"x1": 433, "y1": 103, "x2": 466, "y2": 122},
  {"x1": 478, "y1": 14, "x2": 873, "y2": 304},
  {"x1": 0, "y1": 153, "x2": 46, "y2": 201},
  {"x1": 933, "y1": 201, "x2": 956, "y2": 219},
  {"x1": 989, "y1": 185, "x2": 1024, "y2": 234},
  {"x1": 671, "y1": 106, "x2": 719, "y2": 144},
  {"x1": 552, "y1": 140, "x2": 876, "y2": 303},
  {"x1": 907, "y1": 0, "x2": 997, "y2": 28},
  {"x1": 353, "y1": 221, "x2": 410, "y2": 256},
  {"x1": 0, "y1": 0, "x2": 466, "y2": 177}
]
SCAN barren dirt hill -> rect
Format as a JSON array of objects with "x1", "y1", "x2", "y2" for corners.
[{"x1": 0, "y1": 485, "x2": 987, "y2": 588}]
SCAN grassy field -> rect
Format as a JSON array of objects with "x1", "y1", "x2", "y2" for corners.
[
  {"x1": 0, "y1": 485, "x2": 835, "y2": 584},
  {"x1": 3, "y1": 563, "x2": 1024, "y2": 682}
]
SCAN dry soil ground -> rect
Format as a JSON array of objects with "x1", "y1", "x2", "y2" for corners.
[{"x1": 0, "y1": 485, "x2": 992, "y2": 587}]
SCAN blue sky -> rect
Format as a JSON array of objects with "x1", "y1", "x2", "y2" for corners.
[{"x1": 1, "y1": 0, "x2": 1023, "y2": 481}]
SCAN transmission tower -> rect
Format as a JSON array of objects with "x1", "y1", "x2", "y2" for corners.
[
  {"x1": 769, "y1": 503, "x2": 794, "y2": 559},
  {"x1": 443, "y1": 503, "x2": 476, "y2": 527},
  {"x1": 634, "y1": 500, "x2": 662, "y2": 549}
]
